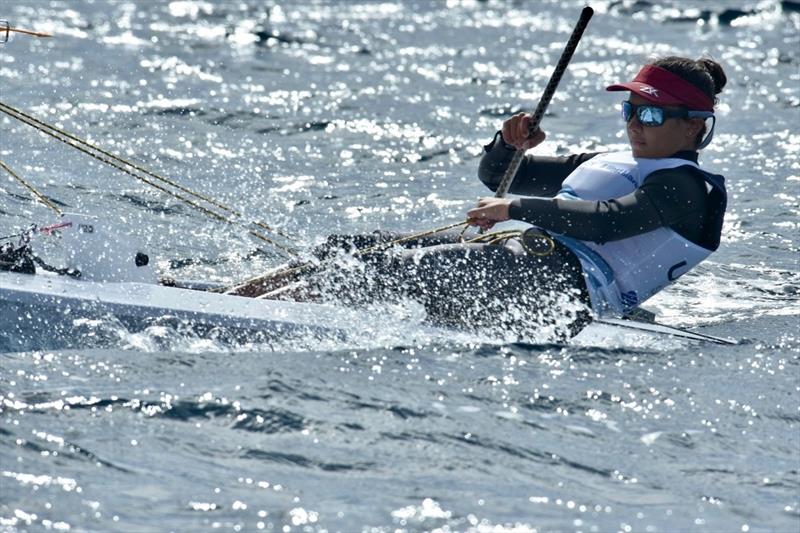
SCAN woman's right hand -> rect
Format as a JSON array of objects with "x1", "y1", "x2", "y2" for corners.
[{"x1": 501, "y1": 113, "x2": 546, "y2": 150}]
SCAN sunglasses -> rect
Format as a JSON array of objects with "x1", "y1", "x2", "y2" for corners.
[{"x1": 621, "y1": 100, "x2": 713, "y2": 127}]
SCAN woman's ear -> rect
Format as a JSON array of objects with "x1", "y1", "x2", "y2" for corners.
[{"x1": 687, "y1": 118, "x2": 705, "y2": 138}]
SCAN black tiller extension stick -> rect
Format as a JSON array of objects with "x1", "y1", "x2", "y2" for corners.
[{"x1": 493, "y1": 6, "x2": 594, "y2": 198}]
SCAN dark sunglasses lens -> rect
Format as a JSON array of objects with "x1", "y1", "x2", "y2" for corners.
[
  {"x1": 621, "y1": 101, "x2": 632, "y2": 121},
  {"x1": 638, "y1": 106, "x2": 664, "y2": 126}
]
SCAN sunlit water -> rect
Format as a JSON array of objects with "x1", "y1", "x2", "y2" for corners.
[{"x1": 1, "y1": 1, "x2": 798, "y2": 531}]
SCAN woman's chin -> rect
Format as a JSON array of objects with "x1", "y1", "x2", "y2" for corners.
[{"x1": 630, "y1": 143, "x2": 659, "y2": 159}]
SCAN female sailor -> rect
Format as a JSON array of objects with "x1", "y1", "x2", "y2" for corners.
[
  {"x1": 468, "y1": 55, "x2": 728, "y2": 322},
  {"x1": 292, "y1": 55, "x2": 728, "y2": 339}
]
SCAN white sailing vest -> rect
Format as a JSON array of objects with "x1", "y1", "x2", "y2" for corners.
[{"x1": 551, "y1": 151, "x2": 718, "y2": 316}]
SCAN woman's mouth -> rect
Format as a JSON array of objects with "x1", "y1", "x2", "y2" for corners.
[{"x1": 630, "y1": 138, "x2": 646, "y2": 147}]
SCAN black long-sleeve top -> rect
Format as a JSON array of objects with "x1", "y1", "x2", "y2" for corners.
[{"x1": 478, "y1": 131, "x2": 722, "y2": 250}]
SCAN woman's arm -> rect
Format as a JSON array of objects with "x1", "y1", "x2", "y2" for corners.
[
  {"x1": 469, "y1": 166, "x2": 713, "y2": 246},
  {"x1": 477, "y1": 131, "x2": 598, "y2": 196},
  {"x1": 509, "y1": 190, "x2": 662, "y2": 242}
]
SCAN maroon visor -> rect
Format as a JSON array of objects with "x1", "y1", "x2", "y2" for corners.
[{"x1": 606, "y1": 64, "x2": 714, "y2": 112}]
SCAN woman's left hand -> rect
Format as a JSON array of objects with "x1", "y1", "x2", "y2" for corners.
[{"x1": 466, "y1": 197, "x2": 512, "y2": 230}]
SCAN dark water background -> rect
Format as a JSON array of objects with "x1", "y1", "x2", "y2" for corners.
[{"x1": 1, "y1": 0, "x2": 799, "y2": 531}]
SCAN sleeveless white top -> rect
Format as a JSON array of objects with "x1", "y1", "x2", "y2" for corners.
[{"x1": 551, "y1": 151, "x2": 715, "y2": 316}]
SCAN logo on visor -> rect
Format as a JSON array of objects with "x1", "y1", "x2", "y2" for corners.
[{"x1": 637, "y1": 84, "x2": 660, "y2": 97}]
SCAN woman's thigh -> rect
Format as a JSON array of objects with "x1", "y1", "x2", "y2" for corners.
[
  {"x1": 313, "y1": 231, "x2": 466, "y2": 259},
  {"x1": 379, "y1": 242, "x2": 588, "y2": 331},
  {"x1": 307, "y1": 238, "x2": 590, "y2": 337}
]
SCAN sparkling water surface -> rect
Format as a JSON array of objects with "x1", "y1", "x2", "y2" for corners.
[{"x1": 1, "y1": 1, "x2": 799, "y2": 531}]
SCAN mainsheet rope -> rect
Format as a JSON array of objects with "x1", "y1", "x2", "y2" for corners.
[
  {"x1": 0, "y1": 159, "x2": 62, "y2": 215},
  {"x1": 0, "y1": 101, "x2": 298, "y2": 257}
]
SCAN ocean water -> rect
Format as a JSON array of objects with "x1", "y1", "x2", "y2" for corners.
[{"x1": 1, "y1": 0, "x2": 799, "y2": 531}]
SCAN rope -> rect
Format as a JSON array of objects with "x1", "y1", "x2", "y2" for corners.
[
  {"x1": 2, "y1": 24, "x2": 52, "y2": 38},
  {"x1": 0, "y1": 159, "x2": 62, "y2": 215},
  {"x1": 352, "y1": 220, "x2": 469, "y2": 256},
  {"x1": 463, "y1": 229, "x2": 522, "y2": 245},
  {"x1": 1, "y1": 103, "x2": 294, "y2": 239},
  {"x1": 0, "y1": 232, "x2": 26, "y2": 241},
  {"x1": 0, "y1": 101, "x2": 298, "y2": 256}
]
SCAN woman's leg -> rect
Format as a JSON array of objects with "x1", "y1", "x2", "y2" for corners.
[
  {"x1": 382, "y1": 239, "x2": 590, "y2": 337},
  {"x1": 307, "y1": 237, "x2": 590, "y2": 339},
  {"x1": 312, "y1": 231, "x2": 466, "y2": 260}
]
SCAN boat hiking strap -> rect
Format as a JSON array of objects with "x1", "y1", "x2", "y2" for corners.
[
  {"x1": 0, "y1": 101, "x2": 298, "y2": 257},
  {"x1": 0, "y1": 159, "x2": 62, "y2": 215}
]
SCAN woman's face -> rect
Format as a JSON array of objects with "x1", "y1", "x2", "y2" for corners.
[{"x1": 626, "y1": 93, "x2": 702, "y2": 158}]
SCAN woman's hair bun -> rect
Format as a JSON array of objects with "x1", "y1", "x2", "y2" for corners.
[{"x1": 697, "y1": 57, "x2": 727, "y2": 95}]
